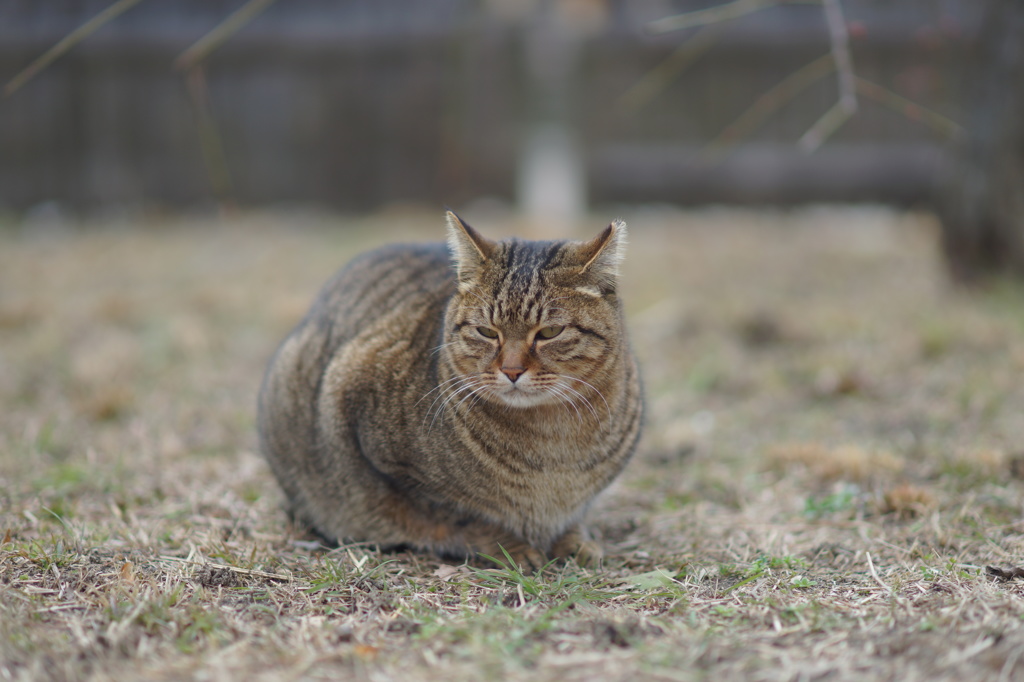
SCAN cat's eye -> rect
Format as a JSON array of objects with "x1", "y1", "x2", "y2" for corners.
[
  {"x1": 537, "y1": 325, "x2": 565, "y2": 340},
  {"x1": 476, "y1": 326, "x2": 499, "y2": 339}
]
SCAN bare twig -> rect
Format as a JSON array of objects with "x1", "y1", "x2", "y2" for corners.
[
  {"x1": 184, "y1": 67, "x2": 235, "y2": 205},
  {"x1": 173, "y1": 1, "x2": 277, "y2": 210},
  {"x1": 855, "y1": 77, "x2": 964, "y2": 140},
  {"x1": 642, "y1": 0, "x2": 960, "y2": 157},
  {"x1": 4, "y1": 0, "x2": 146, "y2": 97},
  {"x1": 647, "y1": 0, "x2": 779, "y2": 35},
  {"x1": 798, "y1": 100, "x2": 854, "y2": 152},
  {"x1": 159, "y1": 556, "x2": 295, "y2": 582},
  {"x1": 799, "y1": 0, "x2": 857, "y2": 152},
  {"x1": 616, "y1": 25, "x2": 721, "y2": 114},
  {"x1": 175, "y1": 0, "x2": 278, "y2": 71},
  {"x1": 704, "y1": 53, "x2": 835, "y2": 157},
  {"x1": 33, "y1": 603, "x2": 87, "y2": 614},
  {"x1": 865, "y1": 552, "x2": 892, "y2": 594},
  {"x1": 823, "y1": 0, "x2": 856, "y2": 111}
]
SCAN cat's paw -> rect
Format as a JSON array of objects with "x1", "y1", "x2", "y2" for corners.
[
  {"x1": 458, "y1": 522, "x2": 548, "y2": 572},
  {"x1": 507, "y1": 546, "x2": 549, "y2": 572},
  {"x1": 551, "y1": 527, "x2": 604, "y2": 567},
  {"x1": 480, "y1": 543, "x2": 548, "y2": 572},
  {"x1": 572, "y1": 539, "x2": 604, "y2": 567}
]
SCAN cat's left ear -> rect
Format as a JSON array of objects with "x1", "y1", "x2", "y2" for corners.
[
  {"x1": 446, "y1": 211, "x2": 497, "y2": 285},
  {"x1": 578, "y1": 219, "x2": 627, "y2": 290}
]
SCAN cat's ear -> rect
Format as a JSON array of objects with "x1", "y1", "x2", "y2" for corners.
[
  {"x1": 446, "y1": 211, "x2": 496, "y2": 285},
  {"x1": 576, "y1": 219, "x2": 627, "y2": 290}
]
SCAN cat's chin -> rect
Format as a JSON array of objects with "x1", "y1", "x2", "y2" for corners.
[{"x1": 490, "y1": 388, "x2": 558, "y2": 409}]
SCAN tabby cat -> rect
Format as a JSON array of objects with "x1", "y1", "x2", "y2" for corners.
[{"x1": 257, "y1": 212, "x2": 643, "y2": 567}]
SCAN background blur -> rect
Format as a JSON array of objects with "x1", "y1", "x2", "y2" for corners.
[
  {"x1": 3, "y1": 0, "x2": 1021, "y2": 281},
  {"x1": 8, "y1": 6, "x2": 1024, "y2": 679},
  {"x1": 0, "y1": 0, "x2": 976, "y2": 211}
]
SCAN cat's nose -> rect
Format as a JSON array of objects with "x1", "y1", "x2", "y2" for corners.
[{"x1": 501, "y1": 366, "x2": 526, "y2": 383}]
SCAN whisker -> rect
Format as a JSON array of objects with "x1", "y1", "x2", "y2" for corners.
[
  {"x1": 429, "y1": 378, "x2": 488, "y2": 430},
  {"x1": 432, "y1": 378, "x2": 480, "y2": 414},
  {"x1": 458, "y1": 385, "x2": 490, "y2": 414},
  {"x1": 547, "y1": 385, "x2": 583, "y2": 424},
  {"x1": 428, "y1": 341, "x2": 458, "y2": 358},
  {"x1": 417, "y1": 373, "x2": 472, "y2": 407},
  {"x1": 556, "y1": 375, "x2": 611, "y2": 417},
  {"x1": 464, "y1": 290, "x2": 493, "y2": 315},
  {"x1": 424, "y1": 376, "x2": 479, "y2": 428},
  {"x1": 557, "y1": 383, "x2": 600, "y2": 422},
  {"x1": 445, "y1": 382, "x2": 491, "y2": 423}
]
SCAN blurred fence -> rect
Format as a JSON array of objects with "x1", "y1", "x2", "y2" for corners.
[{"x1": 0, "y1": 0, "x2": 979, "y2": 212}]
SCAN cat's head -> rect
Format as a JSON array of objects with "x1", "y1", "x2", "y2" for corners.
[{"x1": 441, "y1": 211, "x2": 628, "y2": 412}]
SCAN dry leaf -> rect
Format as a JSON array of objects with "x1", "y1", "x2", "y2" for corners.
[
  {"x1": 354, "y1": 645, "x2": 379, "y2": 660},
  {"x1": 986, "y1": 566, "x2": 1024, "y2": 582},
  {"x1": 766, "y1": 442, "x2": 903, "y2": 482},
  {"x1": 433, "y1": 564, "x2": 466, "y2": 581},
  {"x1": 881, "y1": 484, "x2": 935, "y2": 518},
  {"x1": 814, "y1": 367, "x2": 865, "y2": 396}
]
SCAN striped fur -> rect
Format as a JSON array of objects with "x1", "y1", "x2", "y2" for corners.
[{"x1": 257, "y1": 213, "x2": 643, "y2": 566}]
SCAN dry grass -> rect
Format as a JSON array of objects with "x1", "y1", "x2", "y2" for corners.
[{"x1": 4, "y1": 206, "x2": 1024, "y2": 681}]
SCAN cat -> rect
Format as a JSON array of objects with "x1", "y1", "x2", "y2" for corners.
[{"x1": 257, "y1": 212, "x2": 643, "y2": 568}]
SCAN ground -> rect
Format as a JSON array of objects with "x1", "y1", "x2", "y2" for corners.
[{"x1": 2, "y1": 206, "x2": 1024, "y2": 681}]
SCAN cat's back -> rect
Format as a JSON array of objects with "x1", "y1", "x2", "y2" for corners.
[
  {"x1": 303, "y1": 242, "x2": 454, "y2": 351},
  {"x1": 257, "y1": 242, "x2": 454, "y2": 482}
]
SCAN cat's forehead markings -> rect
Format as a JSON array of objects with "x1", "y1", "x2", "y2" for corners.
[
  {"x1": 575, "y1": 285, "x2": 603, "y2": 298},
  {"x1": 460, "y1": 286, "x2": 491, "y2": 314}
]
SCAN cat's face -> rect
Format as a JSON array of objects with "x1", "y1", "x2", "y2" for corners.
[{"x1": 441, "y1": 214, "x2": 626, "y2": 414}]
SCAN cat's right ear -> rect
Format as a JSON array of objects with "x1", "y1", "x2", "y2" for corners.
[{"x1": 446, "y1": 211, "x2": 496, "y2": 286}]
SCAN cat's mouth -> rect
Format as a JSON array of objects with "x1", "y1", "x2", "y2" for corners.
[
  {"x1": 489, "y1": 380, "x2": 557, "y2": 408},
  {"x1": 493, "y1": 390, "x2": 554, "y2": 408},
  {"x1": 480, "y1": 372, "x2": 608, "y2": 420}
]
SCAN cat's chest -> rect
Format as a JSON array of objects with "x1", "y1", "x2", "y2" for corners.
[
  {"x1": 441, "y1": 420, "x2": 614, "y2": 508},
  {"x1": 467, "y1": 437, "x2": 607, "y2": 543}
]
